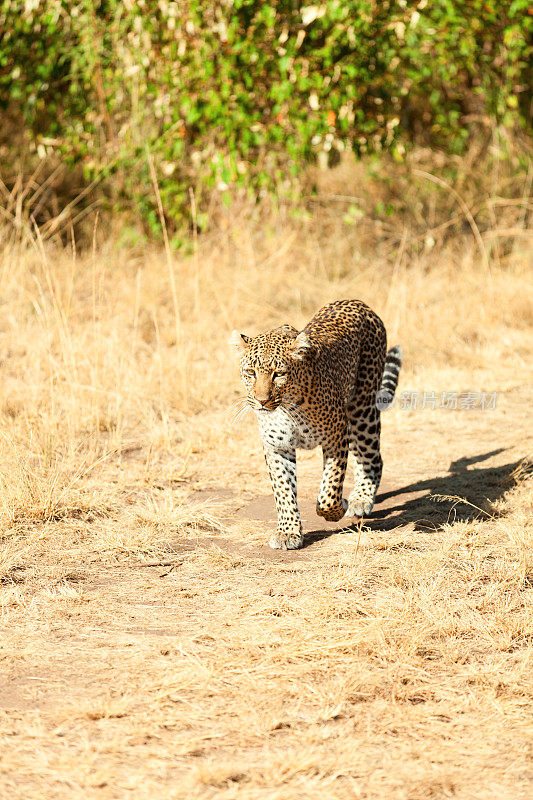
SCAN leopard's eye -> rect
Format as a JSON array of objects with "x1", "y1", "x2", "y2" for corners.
[
  {"x1": 272, "y1": 370, "x2": 287, "y2": 380},
  {"x1": 243, "y1": 369, "x2": 256, "y2": 378}
]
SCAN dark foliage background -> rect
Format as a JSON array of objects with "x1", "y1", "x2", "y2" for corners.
[{"x1": 0, "y1": 0, "x2": 531, "y2": 231}]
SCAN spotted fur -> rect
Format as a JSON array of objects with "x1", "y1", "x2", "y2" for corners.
[{"x1": 231, "y1": 300, "x2": 402, "y2": 550}]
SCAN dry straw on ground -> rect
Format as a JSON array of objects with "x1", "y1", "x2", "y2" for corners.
[{"x1": 0, "y1": 156, "x2": 532, "y2": 799}]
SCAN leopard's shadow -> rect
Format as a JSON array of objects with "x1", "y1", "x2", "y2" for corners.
[{"x1": 302, "y1": 449, "x2": 528, "y2": 548}]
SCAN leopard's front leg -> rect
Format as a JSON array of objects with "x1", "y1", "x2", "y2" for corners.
[
  {"x1": 263, "y1": 444, "x2": 303, "y2": 550},
  {"x1": 316, "y1": 434, "x2": 349, "y2": 522}
]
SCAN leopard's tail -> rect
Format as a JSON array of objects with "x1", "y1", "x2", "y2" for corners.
[{"x1": 377, "y1": 345, "x2": 402, "y2": 410}]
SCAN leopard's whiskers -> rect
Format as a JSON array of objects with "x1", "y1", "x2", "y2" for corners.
[
  {"x1": 231, "y1": 406, "x2": 249, "y2": 426},
  {"x1": 228, "y1": 398, "x2": 246, "y2": 421},
  {"x1": 229, "y1": 398, "x2": 253, "y2": 426},
  {"x1": 229, "y1": 397, "x2": 248, "y2": 413}
]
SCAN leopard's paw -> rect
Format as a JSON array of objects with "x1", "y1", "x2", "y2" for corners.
[
  {"x1": 316, "y1": 498, "x2": 348, "y2": 522},
  {"x1": 269, "y1": 531, "x2": 304, "y2": 550},
  {"x1": 344, "y1": 495, "x2": 374, "y2": 518}
]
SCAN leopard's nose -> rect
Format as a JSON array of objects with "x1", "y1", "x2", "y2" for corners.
[{"x1": 254, "y1": 390, "x2": 271, "y2": 405}]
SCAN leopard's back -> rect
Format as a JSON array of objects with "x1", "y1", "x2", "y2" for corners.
[{"x1": 302, "y1": 299, "x2": 387, "y2": 415}]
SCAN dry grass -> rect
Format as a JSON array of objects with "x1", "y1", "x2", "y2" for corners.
[{"x1": 0, "y1": 162, "x2": 532, "y2": 799}]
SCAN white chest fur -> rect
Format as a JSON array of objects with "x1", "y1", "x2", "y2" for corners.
[{"x1": 256, "y1": 405, "x2": 320, "y2": 452}]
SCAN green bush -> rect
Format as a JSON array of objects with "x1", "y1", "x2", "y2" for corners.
[{"x1": 0, "y1": 0, "x2": 531, "y2": 230}]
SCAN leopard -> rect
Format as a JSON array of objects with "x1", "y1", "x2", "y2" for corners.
[{"x1": 230, "y1": 299, "x2": 402, "y2": 550}]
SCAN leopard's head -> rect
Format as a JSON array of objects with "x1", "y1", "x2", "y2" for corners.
[{"x1": 230, "y1": 324, "x2": 314, "y2": 412}]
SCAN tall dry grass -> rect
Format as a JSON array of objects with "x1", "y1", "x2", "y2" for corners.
[
  {"x1": 0, "y1": 170, "x2": 531, "y2": 548},
  {"x1": 0, "y1": 193, "x2": 531, "y2": 567}
]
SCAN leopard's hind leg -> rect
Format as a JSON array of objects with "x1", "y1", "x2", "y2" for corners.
[
  {"x1": 345, "y1": 341, "x2": 403, "y2": 517},
  {"x1": 345, "y1": 325, "x2": 387, "y2": 518},
  {"x1": 346, "y1": 402, "x2": 382, "y2": 517}
]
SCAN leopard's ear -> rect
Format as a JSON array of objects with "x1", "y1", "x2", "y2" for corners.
[
  {"x1": 290, "y1": 331, "x2": 315, "y2": 361},
  {"x1": 229, "y1": 330, "x2": 251, "y2": 355}
]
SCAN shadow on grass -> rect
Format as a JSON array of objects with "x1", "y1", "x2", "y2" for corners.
[{"x1": 303, "y1": 449, "x2": 530, "y2": 548}]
